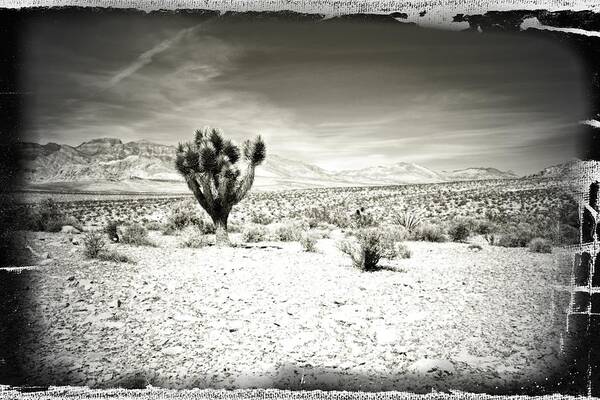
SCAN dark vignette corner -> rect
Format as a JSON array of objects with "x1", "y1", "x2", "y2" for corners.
[
  {"x1": 0, "y1": 7, "x2": 30, "y2": 387},
  {"x1": 0, "y1": 6, "x2": 599, "y2": 395}
]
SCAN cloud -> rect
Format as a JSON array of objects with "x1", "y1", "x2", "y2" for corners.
[
  {"x1": 22, "y1": 17, "x2": 587, "y2": 175},
  {"x1": 104, "y1": 24, "x2": 203, "y2": 89}
]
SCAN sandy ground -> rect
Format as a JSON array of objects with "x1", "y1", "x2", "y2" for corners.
[{"x1": 15, "y1": 230, "x2": 572, "y2": 392}]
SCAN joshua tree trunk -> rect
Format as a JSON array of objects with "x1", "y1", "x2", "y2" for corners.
[{"x1": 212, "y1": 212, "x2": 230, "y2": 246}]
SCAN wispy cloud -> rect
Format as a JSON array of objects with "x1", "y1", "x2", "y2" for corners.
[{"x1": 105, "y1": 24, "x2": 202, "y2": 89}]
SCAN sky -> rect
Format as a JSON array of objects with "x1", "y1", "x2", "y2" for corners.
[{"x1": 21, "y1": 12, "x2": 589, "y2": 174}]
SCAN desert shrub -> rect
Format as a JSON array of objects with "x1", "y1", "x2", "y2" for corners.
[
  {"x1": 496, "y1": 223, "x2": 537, "y2": 248},
  {"x1": 97, "y1": 249, "x2": 135, "y2": 263},
  {"x1": 393, "y1": 242, "x2": 412, "y2": 259},
  {"x1": 120, "y1": 223, "x2": 155, "y2": 246},
  {"x1": 380, "y1": 225, "x2": 409, "y2": 243},
  {"x1": 179, "y1": 226, "x2": 211, "y2": 248},
  {"x1": 25, "y1": 198, "x2": 83, "y2": 232},
  {"x1": 306, "y1": 206, "x2": 351, "y2": 229},
  {"x1": 529, "y1": 237, "x2": 552, "y2": 253},
  {"x1": 393, "y1": 210, "x2": 422, "y2": 233},
  {"x1": 165, "y1": 200, "x2": 207, "y2": 231},
  {"x1": 300, "y1": 232, "x2": 318, "y2": 252},
  {"x1": 104, "y1": 220, "x2": 120, "y2": 242},
  {"x1": 273, "y1": 221, "x2": 306, "y2": 242},
  {"x1": 250, "y1": 210, "x2": 275, "y2": 225},
  {"x1": 338, "y1": 228, "x2": 406, "y2": 271},
  {"x1": 145, "y1": 221, "x2": 162, "y2": 231},
  {"x1": 242, "y1": 224, "x2": 268, "y2": 243},
  {"x1": 338, "y1": 229, "x2": 382, "y2": 271},
  {"x1": 411, "y1": 222, "x2": 447, "y2": 242},
  {"x1": 328, "y1": 209, "x2": 352, "y2": 228},
  {"x1": 448, "y1": 219, "x2": 472, "y2": 242},
  {"x1": 372, "y1": 228, "x2": 411, "y2": 260},
  {"x1": 351, "y1": 207, "x2": 378, "y2": 229},
  {"x1": 161, "y1": 223, "x2": 177, "y2": 236},
  {"x1": 42, "y1": 216, "x2": 67, "y2": 233},
  {"x1": 228, "y1": 221, "x2": 242, "y2": 233},
  {"x1": 474, "y1": 219, "x2": 497, "y2": 235},
  {"x1": 83, "y1": 230, "x2": 107, "y2": 258},
  {"x1": 484, "y1": 233, "x2": 497, "y2": 245}
]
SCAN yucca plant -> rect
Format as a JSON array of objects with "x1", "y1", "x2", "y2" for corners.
[
  {"x1": 175, "y1": 127, "x2": 266, "y2": 246},
  {"x1": 393, "y1": 210, "x2": 422, "y2": 233}
]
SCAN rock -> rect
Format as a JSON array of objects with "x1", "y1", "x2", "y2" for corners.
[
  {"x1": 161, "y1": 346, "x2": 185, "y2": 356},
  {"x1": 409, "y1": 358, "x2": 455, "y2": 375},
  {"x1": 40, "y1": 252, "x2": 50, "y2": 259},
  {"x1": 39, "y1": 259, "x2": 53, "y2": 266},
  {"x1": 375, "y1": 326, "x2": 400, "y2": 345},
  {"x1": 61, "y1": 225, "x2": 81, "y2": 234}
]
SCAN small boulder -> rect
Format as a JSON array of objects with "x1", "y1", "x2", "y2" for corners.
[
  {"x1": 61, "y1": 225, "x2": 81, "y2": 234},
  {"x1": 375, "y1": 326, "x2": 400, "y2": 345},
  {"x1": 409, "y1": 358, "x2": 455, "y2": 375},
  {"x1": 161, "y1": 346, "x2": 185, "y2": 356}
]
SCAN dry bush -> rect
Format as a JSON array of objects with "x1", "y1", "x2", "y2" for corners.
[
  {"x1": 163, "y1": 199, "x2": 212, "y2": 233},
  {"x1": 338, "y1": 228, "x2": 407, "y2": 271},
  {"x1": 392, "y1": 242, "x2": 412, "y2": 259},
  {"x1": 496, "y1": 223, "x2": 538, "y2": 248},
  {"x1": 306, "y1": 206, "x2": 351, "y2": 229},
  {"x1": 83, "y1": 230, "x2": 106, "y2": 258},
  {"x1": 242, "y1": 224, "x2": 269, "y2": 243},
  {"x1": 273, "y1": 221, "x2": 307, "y2": 242},
  {"x1": 26, "y1": 198, "x2": 83, "y2": 232},
  {"x1": 448, "y1": 219, "x2": 472, "y2": 242},
  {"x1": 120, "y1": 223, "x2": 155, "y2": 246},
  {"x1": 179, "y1": 226, "x2": 212, "y2": 248},
  {"x1": 528, "y1": 237, "x2": 552, "y2": 253},
  {"x1": 380, "y1": 225, "x2": 409, "y2": 243},
  {"x1": 250, "y1": 209, "x2": 275, "y2": 225},
  {"x1": 411, "y1": 222, "x2": 447, "y2": 242},
  {"x1": 97, "y1": 249, "x2": 135, "y2": 263},
  {"x1": 144, "y1": 221, "x2": 162, "y2": 231},
  {"x1": 350, "y1": 207, "x2": 378, "y2": 229},
  {"x1": 300, "y1": 232, "x2": 318, "y2": 252}
]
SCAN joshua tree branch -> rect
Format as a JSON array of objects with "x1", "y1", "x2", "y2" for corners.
[
  {"x1": 234, "y1": 165, "x2": 256, "y2": 204},
  {"x1": 196, "y1": 173, "x2": 215, "y2": 210},
  {"x1": 186, "y1": 176, "x2": 210, "y2": 211}
]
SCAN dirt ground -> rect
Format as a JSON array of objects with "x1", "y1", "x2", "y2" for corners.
[{"x1": 15, "y1": 230, "x2": 572, "y2": 392}]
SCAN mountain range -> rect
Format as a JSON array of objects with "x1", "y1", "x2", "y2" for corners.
[{"x1": 19, "y1": 138, "x2": 523, "y2": 192}]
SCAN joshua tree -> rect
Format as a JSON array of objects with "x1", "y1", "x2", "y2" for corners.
[{"x1": 175, "y1": 127, "x2": 266, "y2": 246}]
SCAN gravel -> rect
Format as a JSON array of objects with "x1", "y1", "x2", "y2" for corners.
[{"x1": 17, "y1": 230, "x2": 572, "y2": 392}]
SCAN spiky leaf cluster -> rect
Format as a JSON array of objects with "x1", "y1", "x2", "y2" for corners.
[{"x1": 175, "y1": 127, "x2": 266, "y2": 208}]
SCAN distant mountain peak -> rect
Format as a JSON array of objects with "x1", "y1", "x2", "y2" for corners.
[
  {"x1": 19, "y1": 137, "x2": 527, "y2": 192},
  {"x1": 78, "y1": 138, "x2": 123, "y2": 146}
]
